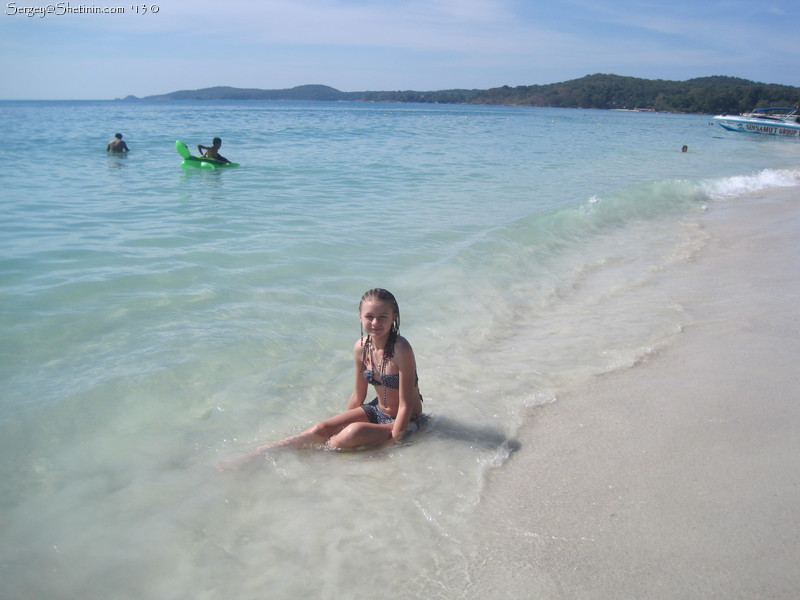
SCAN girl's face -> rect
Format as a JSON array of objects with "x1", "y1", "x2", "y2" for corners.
[{"x1": 360, "y1": 299, "x2": 395, "y2": 339}]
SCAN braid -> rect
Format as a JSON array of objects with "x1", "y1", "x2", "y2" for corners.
[{"x1": 384, "y1": 327, "x2": 397, "y2": 361}]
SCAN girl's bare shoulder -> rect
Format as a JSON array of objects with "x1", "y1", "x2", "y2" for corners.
[{"x1": 393, "y1": 335, "x2": 416, "y2": 359}]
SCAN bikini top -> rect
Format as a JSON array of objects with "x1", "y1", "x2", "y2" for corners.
[
  {"x1": 363, "y1": 369, "x2": 400, "y2": 390},
  {"x1": 363, "y1": 368, "x2": 421, "y2": 390}
]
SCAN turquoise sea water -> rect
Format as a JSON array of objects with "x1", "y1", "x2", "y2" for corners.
[{"x1": 2, "y1": 100, "x2": 799, "y2": 599}]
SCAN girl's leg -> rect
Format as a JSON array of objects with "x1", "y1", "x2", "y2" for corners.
[
  {"x1": 327, "y1": 422, "x2": 393, "y2": 450},
  {"x1": 216, "y1": 408, "x2": 383, "y2": 471},
  {"x1": 258, "y1": 407, "x2": 371, "y2": 451}
]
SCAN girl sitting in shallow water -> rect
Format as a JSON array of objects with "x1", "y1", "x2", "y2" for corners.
[{"x1": 228, "y1": 288, "x2": 424, "y2": 464}]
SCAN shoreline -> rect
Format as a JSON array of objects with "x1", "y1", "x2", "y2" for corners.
[{"x1": 467, "y1": 189, "x2": 800, "y2": 598}]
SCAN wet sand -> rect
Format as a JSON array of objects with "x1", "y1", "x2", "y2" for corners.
[{"x1": 468, "y1": 189, "x2": 800, "y2": 599}]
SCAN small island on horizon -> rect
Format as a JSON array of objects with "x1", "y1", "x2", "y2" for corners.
[{"x1": 122, "y1": 73, "x2": 800, "y2": 115}]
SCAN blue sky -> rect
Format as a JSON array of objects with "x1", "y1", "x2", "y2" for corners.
[{"x1": 2, "y1": 0, "x2": 798, "y2": 99}]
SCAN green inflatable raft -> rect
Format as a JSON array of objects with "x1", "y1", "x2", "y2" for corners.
[{"x1": 176, "y1": 140, "x2": 239, "y2": 169}]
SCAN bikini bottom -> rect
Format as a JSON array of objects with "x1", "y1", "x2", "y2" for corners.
[{"x1": 361, "y1": 398, "x2": 422, "y2": 434}]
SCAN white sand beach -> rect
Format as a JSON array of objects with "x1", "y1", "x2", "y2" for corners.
[{"x1": 468, "y1": 189, "x2": 800, "y2": 599}]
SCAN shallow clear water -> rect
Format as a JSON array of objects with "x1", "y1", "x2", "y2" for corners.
[{"x1": 1, "y1": 100, "x2": 799, "y2": 598}]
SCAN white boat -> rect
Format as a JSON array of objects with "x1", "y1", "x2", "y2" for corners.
[{"x1": 713, "y1": 107, "x2": 800, "y2": 138}]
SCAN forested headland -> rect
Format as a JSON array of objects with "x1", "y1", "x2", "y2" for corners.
[{"x1": 131, "y1": 74, "x2": 800, "y2": 114}]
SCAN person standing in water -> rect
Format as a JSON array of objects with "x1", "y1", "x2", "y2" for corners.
[
  {"x1": 106, "y1": 133, "x2": 129, "y2": 153},
  {"x1": 197, "y1": 137, "x2": 231, "y2": 163},
  {"x1": 230, "y1": 288, "x2": 424, "y2": 464}
]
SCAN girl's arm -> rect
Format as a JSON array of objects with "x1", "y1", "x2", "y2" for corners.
[
  {"x1": 346, "y1": 339, "x2": 369, "y2": 410},
  {"x1": 390, "y1": 340, "x2": 418, "y2": 440}
]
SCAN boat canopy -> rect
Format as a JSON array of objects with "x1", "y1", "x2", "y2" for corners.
[{"x1": 752, "y1": 107, "x2": 797, "y2": 114}]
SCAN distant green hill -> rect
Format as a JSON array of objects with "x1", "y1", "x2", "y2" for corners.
[
  {"x1": 132, "y1": 74, "x2": 800, "y2": 114},
  {"x1": 475, "y1": 74, "x2": 800, "y2": 114},
  {"x1": 141, "y1": 84, "x2": 481, "y2": 104},
  {"x1": 145, "y1": 84, "x2": 358, "y2": 101}
]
